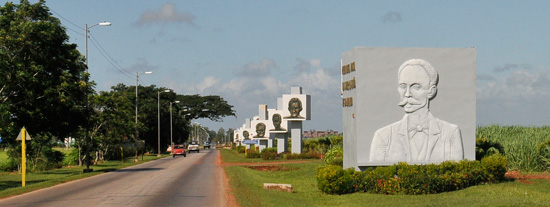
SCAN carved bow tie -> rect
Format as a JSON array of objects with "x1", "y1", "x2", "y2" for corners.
[{"x1": 408, "y1": 124, "x2": 429, "y2": 136}]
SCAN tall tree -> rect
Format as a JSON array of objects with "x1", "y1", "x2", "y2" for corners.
[
  {"x1": 216, "y1": 127, "x2": 225, "y2": 145},
  {"x1": 93, "y1": 84, "x2": 236, "y2": 154},
  {"x1": 90, "y1": 85, "x2": 135, "y2": 163},
  {"x1": 0, "y1": 1, "x2": 89, "y2": 149},
  {"x1": 226, "y1": 128, "x2": 234, "y2": 146}
]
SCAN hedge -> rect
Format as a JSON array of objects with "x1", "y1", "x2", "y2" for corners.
[{"x1": 317, "y1": 154, "x2": 507, "y2": 195}]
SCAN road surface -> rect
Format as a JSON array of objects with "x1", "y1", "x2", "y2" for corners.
[{"x1": 0, "y1": 149, "x2": 227, "y2": 207}]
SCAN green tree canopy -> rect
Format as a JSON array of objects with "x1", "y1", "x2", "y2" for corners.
[
  {"x1": 0, "y1": 0, "x2": 89, "y2": 146},
  {"x1": 98, "y1": 84, "x2": 235, "y2": 153}
]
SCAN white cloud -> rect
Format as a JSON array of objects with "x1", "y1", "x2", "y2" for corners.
[
  {"x1": 195, "y1": 76, "x2": 220, "y2": 93},
  {"x1": 235, "y1": 58, "x2": 277, "y2": 77},
  {"x1": 310, "y1": 59, "x2": 321, "y2": 67},
  {"x1": 293, "y1": 58, "x2": 311, "y2": 73},
  {"x1": 493, "y1": 63, "x2": 531, "y2": 73},
  {"x1": 289, "y1": 69, "x2": 338, "y2": 91},
  {"x1": 137, "y1": 2, "x2": 197, "y2": 27},
  {"x1": 187, "y1": 58, "x2": 342, "y2": 131},
  {"x1": 477, "y1": 66, "x2": 550, "y2": 125}
]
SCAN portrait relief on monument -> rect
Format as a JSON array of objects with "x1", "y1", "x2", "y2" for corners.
[
  {"x1": 282, "y1": 94, "x2": 311, "y2": 120},
  {"x1": 242, "y1": 130, "x2": 250, "y2": 140},
  {"x1": 341, "y1": 47, "x2": 476, "y2": 168},
  {"x1": 270, "y1": 113, "x2": 287, "y2": 132},
  {"x1": 253, "y1": 123, "x2": 267, "y2": 138},
  {"x1": 370, "y1": 59, "x2": 464, "y2": 162},
  {"x1": 285, "y1": 98, "x2": 304, "y2": 119}
]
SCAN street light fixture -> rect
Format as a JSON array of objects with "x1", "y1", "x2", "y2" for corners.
[
  {"x1": 85, "y1": 21, "x2": 111, "y2": 67},
  {"x1": 135, "y1": 71, "x2": 152, "y2": 162},
  {"x1": 170, "y1": 101, "x2": 180, "y2": 152},
  {"x1": 83, "y1": 21, "x2": 110, "y2": 173},
  {"x1": 158, "y1": 89, "x2": 171, "y2": 157}
]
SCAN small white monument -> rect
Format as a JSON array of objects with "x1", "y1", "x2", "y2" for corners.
[
  {"x1": 282, "y1": 87, "x2": 311, "y2": 154},
  {"x1": 236, "y1": 86, "x2": 311, "y2": 154}
]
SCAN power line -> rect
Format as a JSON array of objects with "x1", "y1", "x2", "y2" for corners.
[
  {"x1": 50, "y1": 9, "x2": 136, "y2": 81},
  {"x1": 50, "y1": 9, "x2": 83, "y2": 31},
  {"x1": 65, "y1": 26, "x2": 84, "y2": 36},
  {"x1": 88, "y1": 35, "x2": 134, "y2": 80},
  {"x1": 89, "y1": 33, "x2": 134, "y2": 77}
]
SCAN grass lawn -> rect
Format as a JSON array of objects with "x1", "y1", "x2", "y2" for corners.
[
  {"x1": 0, "y1": 153, "x2": 168, "y2": 198},
  {"x1": 0, "y1": 150, "x2": 8, "y2": 166},
  {"x1": 221, "y1": 149, "x2": 550, "y2": 207}
]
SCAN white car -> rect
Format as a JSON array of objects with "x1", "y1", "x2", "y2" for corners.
[{"x1": 188, "y1": 141, "x2": 200, "y2": 153}]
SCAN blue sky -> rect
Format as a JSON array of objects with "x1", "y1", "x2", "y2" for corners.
[{"x1": 7, "y1": 0, "x2": 550, "y2": 131}]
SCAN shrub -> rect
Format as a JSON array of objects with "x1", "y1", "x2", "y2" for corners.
[
  {"x1": 261, "y1": 147, "x2": 277, "y2": 154},
  {"x1": 480, "y1": 153, "x2": 507, "y2": 182},
  {"x1": 318, "y1": 154, "x2": 507, "y2": 195},
  {"x1": 324, "y1": 146, "x2": 343, "y2": 165},
  {"x1": 261, "y1": 152, "x2": 279, "y2": 160},
  {"x1": 476, "y1": 137, "x2": 505, "y2": 160},
  {"x1": 0, "y1": 158, "x2": 18, "y2": 171},
  {"x1": 317, "y1": 165, "x2": 357, "y2": 195},
  {"x1": 283, "y1": 153, "x2": 299, "y2": 160},
  {"x1": 298, "y1": 151, "x2": 318, "y2": 159},
  {"x1": 63, "y1": 148, "x2": 80, "y2": 166},
  {"x1": 329, "y1": 157, "x2": 343, "y2": 166},
  {"x1": 236, "y1": 146, "x2": 245, "y2": 154},
  {"x1": 246, "y1": 151, "x2": 261, "y2": 158}
]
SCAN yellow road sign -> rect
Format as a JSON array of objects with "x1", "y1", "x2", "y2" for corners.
[{"x1": 17, "y1": 127, "x2": 31, "y2": 187}]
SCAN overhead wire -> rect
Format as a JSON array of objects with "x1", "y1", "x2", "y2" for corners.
[
  {"x1": 89, "y1": 33, "x2": 134, "y2": 77},
  {"x1": 51, "y1": 9, "x2": 136, "y2": 81},
  {"x1": 88, "y1": 33, "x2": 134, "y2": 80},
  {"x1": 50, "y1": 9, "x2": 83, "y2": 31}
]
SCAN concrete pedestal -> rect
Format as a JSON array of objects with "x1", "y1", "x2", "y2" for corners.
[
  {"x1": 268, "y1": 134, "x2": 275, "y2": 148},
  {"x1": 276, "y1": 133, "x2": 288, "y2": 154},
  {"x1": 289, "y1": 121, "x2": 303, "y2": 154}
]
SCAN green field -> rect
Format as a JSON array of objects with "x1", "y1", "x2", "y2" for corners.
[
  {"x1": 477, "y1": 125, "x2": 550, "y2": 172},
  {"x1": 221, "y1": 149, "x2": 550, "y2": 207}
]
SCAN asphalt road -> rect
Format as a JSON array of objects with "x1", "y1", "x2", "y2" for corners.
[{"x1": 0, "y1": 149, "x2": 226, "y2": 207}]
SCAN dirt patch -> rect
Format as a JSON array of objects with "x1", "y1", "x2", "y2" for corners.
[
  {"x1": 245, "y1": 165, "x2": 299, "y2": 172},
  {"x1": 218, "y1": 152, "x2": 239, "y2": 207},
  {"x1": 505, "y1": 171, "x2": 550, "y2": 184}
]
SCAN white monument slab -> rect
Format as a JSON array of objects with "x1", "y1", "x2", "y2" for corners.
[{"x1": 342, "y1": 47, "x2": 476, "y2": 169}]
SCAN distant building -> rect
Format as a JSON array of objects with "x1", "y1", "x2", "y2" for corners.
[{"x1": 303, "y1": 129, "x2": 339, "y2": 138}]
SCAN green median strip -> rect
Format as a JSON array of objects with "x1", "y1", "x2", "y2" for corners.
[{"x1": 220, "y1": 149, "x2": 550, "y2": 207}]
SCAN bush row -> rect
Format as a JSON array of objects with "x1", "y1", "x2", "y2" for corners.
[
  {"x1": 317, "y1": 154, "x2": 507, "y2": 195},
  {"x1": 237, "y1": 146, "x2": 319, "y2": 160}
]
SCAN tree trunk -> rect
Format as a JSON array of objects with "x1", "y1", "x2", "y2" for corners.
[{"x1": 78, "y1": 147, "x2": 82, "y2": 166}]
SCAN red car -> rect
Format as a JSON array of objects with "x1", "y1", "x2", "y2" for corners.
[{"x1": 172, "y1": 144, "x2": 187, "y2": 158}]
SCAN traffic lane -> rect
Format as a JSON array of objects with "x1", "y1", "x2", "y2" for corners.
[
  {"x1": 0, "y1": 149, "x2": 220, "y2": 207},
  {"x1": 141, "y1": 149, "x2": 224, "y2": 207}
]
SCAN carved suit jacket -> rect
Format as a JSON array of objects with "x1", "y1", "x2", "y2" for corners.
[{"x1": 369, "y1": 113, "x2": 464, "y2": 162}]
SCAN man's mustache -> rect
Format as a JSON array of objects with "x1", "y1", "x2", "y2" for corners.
[{"x1": 398, "y1": 98, "x2": 422, "y2": 107}]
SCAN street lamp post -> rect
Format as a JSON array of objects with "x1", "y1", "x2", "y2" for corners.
[
  {"x1": 83, "y1": 21, "x2": 111, "y2": 172},
  {"x1": 158, "y1": 89, "x2": 171, "y2": 157},
  {"x1": 135, "y1": 71, "x2": 152, "y2": 162},
  {"x1": 85, "y1": 22, "x2": 111, "y2": 67},
  {"x1": 170, "y1": 101, "x2": 180, "y2": 152}
]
